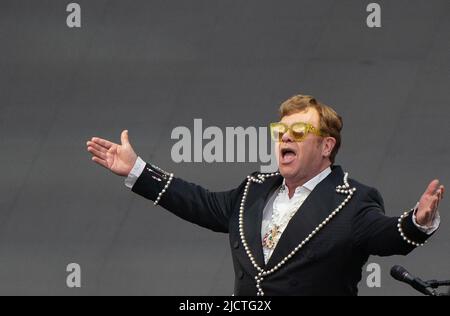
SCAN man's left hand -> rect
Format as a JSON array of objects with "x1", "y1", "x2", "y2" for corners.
[{"x1": 416, "y1": 180, "x2": 445, "y2": 227}]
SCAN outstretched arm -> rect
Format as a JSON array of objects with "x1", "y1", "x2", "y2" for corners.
[
  {"x1": 86, "y1": 130, "x2": 243, "y2": 233},
  {"x1": 352, "y1": 182, "x2": 444, "y2": 257},
  {"x1": 130, "y1": 163, "x2": 245, "y2": 232}
]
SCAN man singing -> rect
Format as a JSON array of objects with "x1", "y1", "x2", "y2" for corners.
[{"x1": 86, "y1": 94, "x2": 444, "y2": 296}]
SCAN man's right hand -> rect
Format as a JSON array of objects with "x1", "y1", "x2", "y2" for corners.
[{"x1": 86, "y1": 130, "x2": 138, "y2": 177}]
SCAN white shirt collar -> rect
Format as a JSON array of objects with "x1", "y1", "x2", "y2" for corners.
[{"x1": 282, "y1": 166, "x2": 332, "y2": 194}]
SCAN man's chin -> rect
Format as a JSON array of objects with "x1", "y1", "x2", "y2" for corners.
[{"x1": 278, "y1": 164, "x2": 299, "y2": 178}]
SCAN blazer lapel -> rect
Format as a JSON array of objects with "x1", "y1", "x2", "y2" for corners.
[
  {"x1": 243, "y1": 175, "x2": 283, "y2": 269},
  {"x1": 265, "y1": 166, "x2": 346, "y2": 270}
]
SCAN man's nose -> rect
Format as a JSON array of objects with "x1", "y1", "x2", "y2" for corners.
[{"x1": 281, "y1": 131, "x2": 293, "y2": 143}]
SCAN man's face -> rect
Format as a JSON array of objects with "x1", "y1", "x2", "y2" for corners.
[{"x1": 275, "y1": 109, "x2": 326, "y2": 181}]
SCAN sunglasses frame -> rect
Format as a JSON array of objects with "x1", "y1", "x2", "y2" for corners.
[{"x1": 270, "y1": 122, "x2": 326, "y2": 142}]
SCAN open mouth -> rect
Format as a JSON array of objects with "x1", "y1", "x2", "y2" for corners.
[{"x1": 280, "y1": 147, "x2": 297, "y2": 164}]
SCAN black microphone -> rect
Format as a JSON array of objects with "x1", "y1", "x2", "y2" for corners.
[{"x1": 391, "y1": 265, "x2": 434, "y2": 296}]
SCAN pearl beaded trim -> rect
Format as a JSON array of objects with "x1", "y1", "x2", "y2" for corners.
[
  {"x1": 239, "y1": 171, "x2": 356, "y2": 296},
  {"x1": 154, "y1": 172, "x2": 174, "y2": 206},
  {"x1": 397, "y1": 210, "x2": 427, "y2": 247}
]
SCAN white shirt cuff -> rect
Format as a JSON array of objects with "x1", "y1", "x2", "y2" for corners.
[
  {"x1": 412, "y1": 203, "x2": 440, "y2": 235},
  {"x1": 124, "y1": 156, "x2": 146, "y2": 189}
]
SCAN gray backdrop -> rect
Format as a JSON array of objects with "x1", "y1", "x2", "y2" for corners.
[{"x1": 0, "y1": 0, "x2": 449, "y2": 296}]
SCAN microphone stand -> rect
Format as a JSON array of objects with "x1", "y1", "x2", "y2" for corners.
[
  {"x1": 391, "y1": 265, "x2": 449, "y2": 296},
  {"x1": 425, "y1": 279, "x2": 450, "y2": 296}
]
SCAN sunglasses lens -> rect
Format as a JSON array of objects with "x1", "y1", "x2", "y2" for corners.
[
  {"x1": 291, "y1": 123, "x2": 307, "y2": 141},
  {"x1": 270, "y1": 123, "x2": 286, "y2": 141}
]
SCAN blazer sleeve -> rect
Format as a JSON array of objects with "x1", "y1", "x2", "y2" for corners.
[
  {"x1": 131, "y1": 163, "x2": 246, "y2": 233},
  {"x1": 351, "y1": 187, "x2": 433, "y2": 256}
]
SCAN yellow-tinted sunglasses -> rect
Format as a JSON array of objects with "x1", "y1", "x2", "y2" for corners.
[{"x1": 270, "y1": 122, "x2": 325, "y2": 142}]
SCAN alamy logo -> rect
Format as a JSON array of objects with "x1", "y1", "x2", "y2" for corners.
[
  {"x1": 171, "y1": 119, "x2": 278, "y2": 172},
  {"x1": 366, "y1": 3, "x2": 382, "y2": 28},
  {"x1": 66, "y1": 263, "x2": 81, "y2": 288},
  {"x1": 366, "y1": 263, "x2": 381, "y2": 288},
  {"x1": 66, "y1": 3, "x2": 81, "y2": 28}
]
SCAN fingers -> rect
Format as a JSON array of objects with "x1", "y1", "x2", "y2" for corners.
[
  {"x1": 121, "y1": 130, "x2": 130, "y2": 145},
  {"x1": 91, "y1": 137, "x2": 115, "y2": 150},
  {"x1": 86, "y1": 141, "x2": 107, "y2": 154},
  {"x1": 432, "y1": 184, "x2": 445, "y2": 200},
  {"x1": 91, "y1": 156, "x2": 109, "y2": 169},
  {"x1": 425, "y1": 179, "x2": 440, "y2": 195},
  {"x1": 87, "y1": 146, "x2": 107, "y2": 160},
  {"x1": 430, "y1": 185, "x2": 445, "y2": 212},
  {"x1": 438, "y1": 185, "x2": 445, "y2": 199},
  {"x1": 435, "y1": 186, "x2": 444, "y2": 211},
  {"x1": 430, "y1": 195, "x2": 439, "y2": 211}
]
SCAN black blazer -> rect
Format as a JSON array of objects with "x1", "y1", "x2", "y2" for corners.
[{"x1": 132, "y1": 165, "x2": 432, "y2": 296}]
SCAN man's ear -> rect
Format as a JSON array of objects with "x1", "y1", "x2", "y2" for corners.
[{"x1": 322, "y1": 137, "x2": 336, "y2": 159}]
